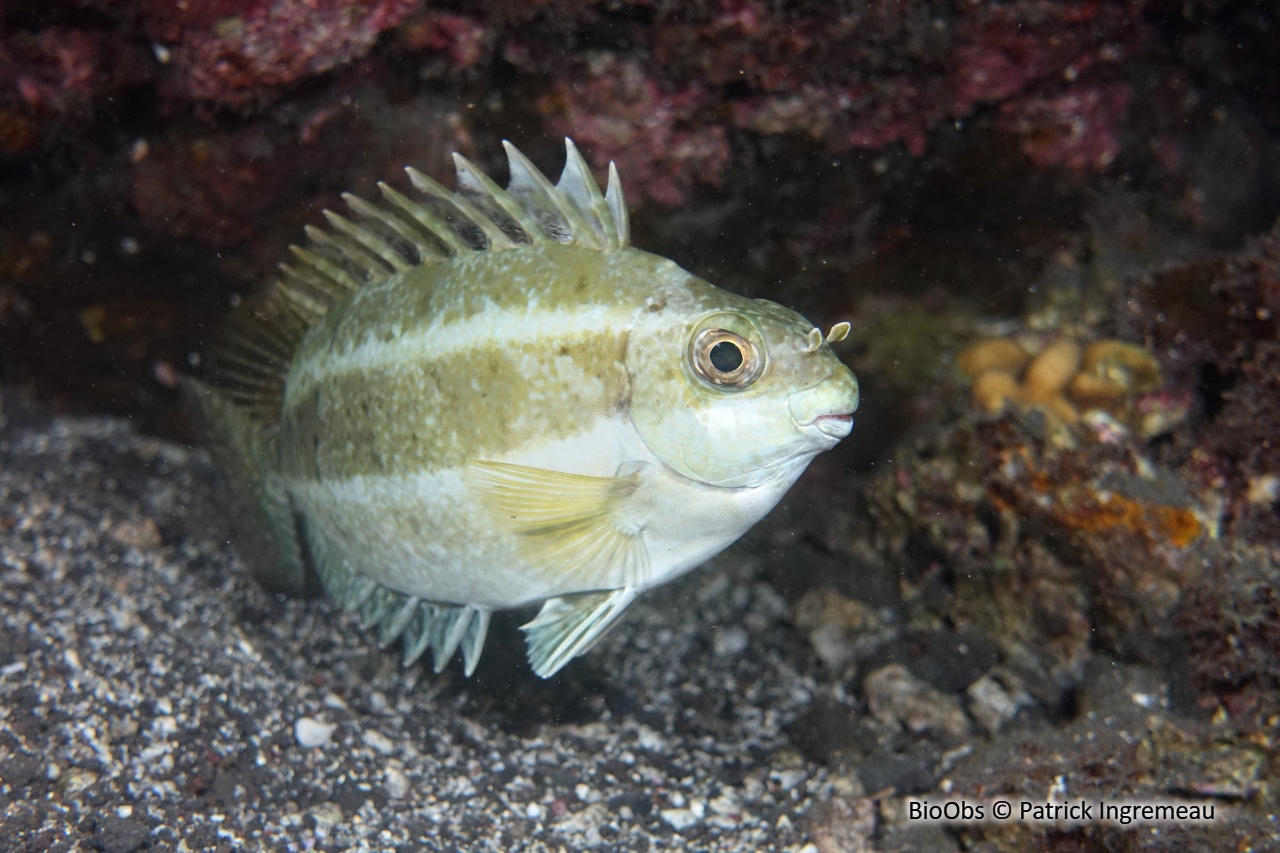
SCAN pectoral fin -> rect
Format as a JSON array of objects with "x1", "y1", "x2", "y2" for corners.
[
  {"x1": 463, "y1": 460, "x2": 648, "y2": 588},
  {"x1": 522, "y1": 587, "x2": 639, "y2": 678}
]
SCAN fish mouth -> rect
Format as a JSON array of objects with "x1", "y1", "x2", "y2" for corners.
[
  {"x1": 790, "y1": 410, "x2": 855, "y2": 442},
  {"x1": 812, "y1": 413, "x2": 854, "y2": 438},
  {"x1": 787, "y1": 366, "x2": 860, "y2": 443}
]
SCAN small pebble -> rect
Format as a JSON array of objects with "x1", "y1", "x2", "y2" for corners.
[
  {"x1": 660, "y1": 807, "x2": 700, "y2": 831},
  {"x1": 772, "y1": 768, "x2": 808, "y2": 791},
  {"x1": 150, "y1": 715, "x2": 178, "y2": 738},
  {"x1": 384, "y1": 766, "x2": 409, "y2": 799},
  {"x1": 966, "y1": 670, "x2": 1031, "y2": 734},
  {"x1": 295, "y1": 717, "x2": 336, "y2": 748},
  {"x1": 307, "y1": 802, "x2": 343, "y2": 836},
  {"x1": 362, "y1": 729, "x2": 395, "y2": 755},
  {"x1": 807, "y1": 622, "x2": 856, "y2": 669},
  {"x1": 713, "y1": 625, "x2": 750, "y2": 656},
  {"x1": 864, "y1": 663, "x2": 971, "y2": 739}
]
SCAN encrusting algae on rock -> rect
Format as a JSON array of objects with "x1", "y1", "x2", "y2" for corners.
[{"x1": 187, "y1": 139, "x2": 859, "y2": 678}]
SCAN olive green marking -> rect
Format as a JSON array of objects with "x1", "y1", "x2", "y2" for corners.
[{"x1": 279, "y1": 331, "x2": 630, "y2": 480}]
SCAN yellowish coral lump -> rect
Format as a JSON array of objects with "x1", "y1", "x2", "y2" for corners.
[{"x1": 958, "y1": 336, "x2": 1165, "y2": 433}]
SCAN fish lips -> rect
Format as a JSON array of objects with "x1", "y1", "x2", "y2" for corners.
[
  {"x1": 791, "y1": 410, "x2": 855, "y2": 446},
  {"x1": 787, "y1": 370, "x2": 859, "y2": 445},
  {"x1": 812, "y1": 412, "x2": 854, "y2": 438}
]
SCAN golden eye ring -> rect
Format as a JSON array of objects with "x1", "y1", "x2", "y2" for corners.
[{"x1": 690, "y1": 328, "x2": 763, "y2": 388}]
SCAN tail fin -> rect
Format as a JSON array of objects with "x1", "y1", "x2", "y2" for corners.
[{"x1": 182, "y1": 377, "x2": 315, "y2": 595}]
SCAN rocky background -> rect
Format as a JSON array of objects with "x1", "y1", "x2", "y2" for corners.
[{"x1": 2, "y1": 1, "x2": 1279, "y2": 851}]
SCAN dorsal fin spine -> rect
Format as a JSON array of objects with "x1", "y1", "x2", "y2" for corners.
[
  {"x1": 209, "y1": 330, "x2": 289, "y2": 421},
  {"x1": 343, "y1": 193, "x2": 446, "y2": 264},
  {"x1": 274, "y1": 282, "x2": 328, "y2": 326},
  {"x1": 279, "y1": 261, "x2": 348, "y2": 304},
  {"x1": 323, "y1": 210, "x2": 411, "y2": 273},
  {"x1": 305, "y1": 224, "x2": 391, "y2": 281},
  {"x1": 452, "y1": 152, "x2": 544, "y2": 243},
  {"x1": 288, "y1": 245, "x2": 363, "y2": 293},
  {"x1": 500, "y1": 144, "x2": 563, "y2": 227},
  {"x1": 605, "y1": 163, "x2": 629, "y2": 247},
  {"x1": 502, "y1": 141, "x2": 591, "y2": 244},
  {"x1": 210, "y1": 342, "x2": 278, "y2": 376},
  {"x1": 406, "y1": 167, "x2": 517, "y2": 251},
  {"x1": 376, "y1": 181, "x2": 471, "y2": 256},
  {"x1": 559, "y1": 139, "x2": 613, "y2": 250}
]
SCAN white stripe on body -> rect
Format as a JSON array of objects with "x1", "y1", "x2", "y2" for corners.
[
  {"x1": 286, "y1": 414, "x2": 815, "y2": 610},
  {"x1": 287, "y1": 415, "x2": 642, "y2": 609},
  {"x1": 286, "y1": 301, "x2": 629, "y2": 407}
]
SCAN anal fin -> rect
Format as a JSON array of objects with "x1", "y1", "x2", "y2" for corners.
[
  {"x1": 459, "y1": 609, "x2": 492, "y2": 676},
  {"x1": 422, "y1": 603, "x2": 491, "y2": 676},
  {"x1": 302, "y1": 520, "x2": 493, "y2": 675},
  {"x1": 522, "y1": 587, "x2": 638, "y2": 678}
]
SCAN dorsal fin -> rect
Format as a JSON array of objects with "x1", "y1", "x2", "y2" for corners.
[{"x1": 206, "y1": 139, "x2": 630, "y2": 427}]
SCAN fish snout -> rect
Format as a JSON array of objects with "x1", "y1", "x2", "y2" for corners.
[{"x1": 787, "y1": 366, "x2": 860, "y2": 440}]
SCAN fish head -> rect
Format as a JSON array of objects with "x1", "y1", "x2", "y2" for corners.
[{"x1": 629, "y1": 287, "x2": 859, "y2": 488}]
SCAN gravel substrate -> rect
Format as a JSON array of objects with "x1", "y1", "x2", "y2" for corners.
[
  {"x1": 0, "y1": 401, "x2": 850, "y2": 852},
  {"x1": 3, "y1": 397, "x2": 1273, "y2": 852}
]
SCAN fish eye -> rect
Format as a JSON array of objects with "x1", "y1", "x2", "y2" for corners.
[
  {"x1": 710, "y1": 340, "x2": 743, "y2": 372},
  {"x1": 690, "y1": 328, "x2": 762, "y2": 388}
]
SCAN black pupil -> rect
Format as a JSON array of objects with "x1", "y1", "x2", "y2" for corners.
[{"x1": 709, "y1": 340, "x2": 744, "y2": 373}]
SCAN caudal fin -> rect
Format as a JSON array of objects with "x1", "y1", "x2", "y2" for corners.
[{"x1": 182, "y1": 377, "x2": 314, "y2": 595}]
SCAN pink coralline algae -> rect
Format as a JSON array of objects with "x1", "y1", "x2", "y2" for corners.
[
  {"x1": 950, "y1": 4, "x2": 1140, "y2": 171},
  {"x1": 0, "y1": 27, "x2": 148, "y2": 154},
  {"x1": 997, "y1": 85, "x2": 1130, "y2": 171},
  {"x1": 0, "y1": 0, "x2": 1166, "y2": 203},
  {"x1": 542, "y1": 57, "x2": 732, "y2": 208},
  {"x1": 664, "y1": 2, "x2": 954, "y2": 157},
  {"x1": 5, "y1": 29, "x2": 103, "y2": 109},
  {"x1": 142, "y1": 0, "x2": 421, "y2": 105},
  {"x1": 398, "y1": 11, "x2": 491, "y2": 70},
  {"x1": 611, "y1": 0, "x2": 1143, "y2": 195},
  {"x1": 947, "y1": 3, "x2": 1135, "y2": 108},
  {"x1": 129, "y1": 90, "x2": 472, "y2": 250}
]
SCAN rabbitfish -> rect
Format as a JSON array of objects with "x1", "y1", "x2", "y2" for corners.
[{"x1": 190, "y1": 139, "x2": 859, "y2": 677}]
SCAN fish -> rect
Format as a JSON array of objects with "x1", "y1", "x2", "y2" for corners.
[{"x1": 188, "y1": 139, "x2": 859, "y2": 678}]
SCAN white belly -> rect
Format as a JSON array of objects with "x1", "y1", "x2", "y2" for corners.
[{"x1": 286, "y1": 413, "x2": 814, "y2": 609}]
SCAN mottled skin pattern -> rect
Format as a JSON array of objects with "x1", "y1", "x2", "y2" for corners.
[
  {"x1": 280, "y1": 246, "x2": 645, "y2": 478},
  {"x1": 276, "y1": 242, "x2": 857, "y2": 609}
]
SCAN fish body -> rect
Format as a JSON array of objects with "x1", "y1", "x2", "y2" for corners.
[{"x1": 192, "y1": 140, "x2": 858, "y2": 677}]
